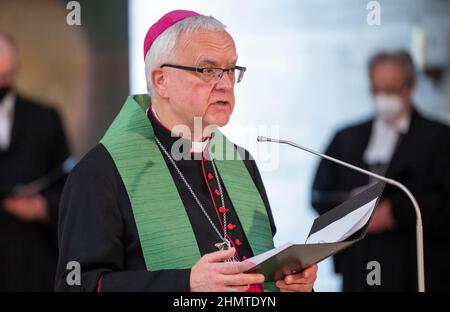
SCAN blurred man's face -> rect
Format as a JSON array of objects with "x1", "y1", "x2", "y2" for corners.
[
  {"x1": 0, "y1": 40, "x2": 17, "y2": 88},
  {"x1": 370, "y1": 62, "x2": 413, "y2": 121},
  {"x1": 161, "y1": 30, "x2": 237, "y2": 131}
]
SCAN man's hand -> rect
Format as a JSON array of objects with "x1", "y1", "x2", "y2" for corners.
[
  {"x1": 368, "y1": 199, "x2": 395, "y2": 234},
  {"x1": 275, "y1": 264, "x2": 318, "y2": 292},
  {"x1": 190, "y1": 247, "x2": 265, "y2": 292},
  {"x1": 2, "y1": 195, "x2": 48, "y2": 222}
]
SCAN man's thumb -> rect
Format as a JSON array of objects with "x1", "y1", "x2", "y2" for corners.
[{"x1": 205, "y1": 247, "x2": 236, "y2": 263}]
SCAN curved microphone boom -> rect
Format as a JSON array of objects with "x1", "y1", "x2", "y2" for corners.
[{"x1": 257, "y1": 135, "x2": 425, "y2": 292}]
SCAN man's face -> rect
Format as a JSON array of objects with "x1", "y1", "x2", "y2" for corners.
[
  {"x1": 162, "y1": 30, "x2": 237, "y2": 130},
  {"x1": 370, "y1": 61, "x2": 412, "y2": 108},
  {"x1": 0, "y1": 41, "x2": 17, "y2": 87}
]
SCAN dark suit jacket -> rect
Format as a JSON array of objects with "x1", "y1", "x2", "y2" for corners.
[
  {"x1": 0, "y1": 94, "x2": 70, "y2": 291},
  {"x1": 312, "y1": 109, "x2": 450, "y2": 291}
]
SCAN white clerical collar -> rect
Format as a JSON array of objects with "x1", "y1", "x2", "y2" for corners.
[
  {"x1": 149, "y1": 104, "x2": 210, "y2": 153},
  {"x1": 190, "y1": 140, "x2": 210, "y2": 153}
]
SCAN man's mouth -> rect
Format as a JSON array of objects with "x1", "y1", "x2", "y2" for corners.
[{"x1": 212, "y1": 100, "x2": 229, "y2": 106}]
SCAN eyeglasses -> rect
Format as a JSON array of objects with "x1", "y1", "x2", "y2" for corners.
[{"x1": 160, "y1": 64, "x2": 246, "y2": 84}]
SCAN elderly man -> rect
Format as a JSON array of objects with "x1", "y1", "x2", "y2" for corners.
[
  {"x1": 55, "y1": 10, "x2": 317, "y2": 292},
  {"x1": 0, "y1": 33, "x2": 70, "y2": 291},
  {"x1": 312, "y1": 51, "x2": 450, "y2": 291}
]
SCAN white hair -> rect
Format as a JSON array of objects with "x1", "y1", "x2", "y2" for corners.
[{"x1": 144, "y1": 15, "x2": 227, "y2": 96}]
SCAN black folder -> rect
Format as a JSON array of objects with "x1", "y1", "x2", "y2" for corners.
[{"x1": 245, "y1": 182, "x2": 386, "y2": 282}]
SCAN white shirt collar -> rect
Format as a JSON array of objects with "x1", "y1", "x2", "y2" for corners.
[
  {"x1": 0, "y1": 91, "x2": 15, "y2": 116},
  {"x1": 375, "y1": 112, "x2": 411, "y2": 134},
  {"x1": 363, "y1": 113, "x2": 411, "y2": 165},
  {"x1": 0, "y1": 91, "x2": 16, "y2": 150}
]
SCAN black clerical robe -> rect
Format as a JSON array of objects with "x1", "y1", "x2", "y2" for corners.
[
  {"x1": 0, "y1": 95, "x2": 69, "y2": 291},
  {"x1": 312, "y1": 109, "x2": 450, "y2": 291},
  {"x1": 55, "y1": 106, "x2": 276, "y2": 292}
]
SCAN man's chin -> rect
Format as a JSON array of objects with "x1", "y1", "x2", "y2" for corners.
[
  {"x1": 207, "y1": 106, "x2": 233, "y2": 125},
  {"x1": 206, "y1": 115, "x2": 231, "y2": 128}
]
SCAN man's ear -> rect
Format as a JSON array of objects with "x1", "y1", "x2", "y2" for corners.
[{"x1": 152, "y1": 68, "x2": 169, "y2": 98}]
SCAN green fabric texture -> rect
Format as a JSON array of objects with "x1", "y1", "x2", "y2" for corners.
[{"x1": 101, "y1": 94, "x2": 277, "y2": 291}]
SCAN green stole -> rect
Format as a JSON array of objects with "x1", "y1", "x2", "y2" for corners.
[{"x1": 101, "y1": 94, "x2": 277, "y2": 291}]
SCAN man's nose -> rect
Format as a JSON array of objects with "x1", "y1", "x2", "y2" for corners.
[{"x1": 215, "y1": 71, "x2": 233, "y2": 90}]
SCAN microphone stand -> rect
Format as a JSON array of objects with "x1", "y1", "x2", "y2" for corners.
[{"x1": 257, "y1": 136, "x2": 425, "y2": 292}]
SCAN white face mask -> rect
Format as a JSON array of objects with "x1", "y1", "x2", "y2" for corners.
[{"x1": 373, "y1": 93, "x2": 404, "y2": 121}]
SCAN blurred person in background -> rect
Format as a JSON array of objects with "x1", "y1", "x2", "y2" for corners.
[
  {"x1": 311, "y1": 51, "x2": 450, "y2": 291},
  {"x1": 0, "y1": 32, "x2": 70, "y2": 291}
]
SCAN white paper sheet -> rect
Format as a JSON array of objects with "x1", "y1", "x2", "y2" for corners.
[{"x1": 305, "y1": 197, "x2": 378, "y2": 244}]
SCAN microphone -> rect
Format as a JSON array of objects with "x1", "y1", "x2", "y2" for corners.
[{"x1": 257, "y1": 135, "x2": 425, "y2": 292}]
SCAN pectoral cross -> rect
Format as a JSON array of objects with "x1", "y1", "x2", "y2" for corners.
[{"x1": 215, "y1": 240, "x2": 238, "y2": 262}]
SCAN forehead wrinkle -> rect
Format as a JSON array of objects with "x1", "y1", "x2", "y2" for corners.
[
  {"x1": 195, "y1": 55, "x2": 238, "y2": 68},
  {"x1": 175, "y1": 31, "x2": 237, "y2": 66}
]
